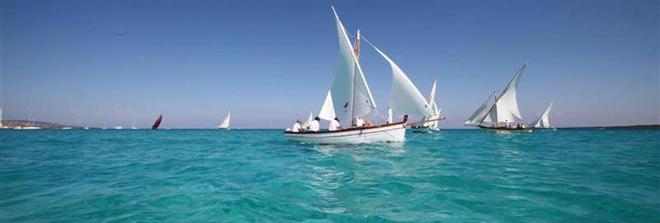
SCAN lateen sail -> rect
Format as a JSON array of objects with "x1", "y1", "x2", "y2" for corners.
[
  {"x1": 368, "y1": 42, "x2": 433, "y2": 118},
  {"x1": 493, "y1": 64, "x2": 526, "y2": 124},
  {"x1": 533, "y1": 102, "x2": 553, "y2": 128},
  {"x1": 318, "y1": 90, "x2": 336, "y2": 121},
  {"x1": 426, "y1": 80, "x2": 441, "y2": 129},
  {"x1": 219, "y1": 112, "x2": 230, "y2": 129},
  {"x1": 428, "y1": 80, "x2": 437, "y2": 107},
  {"x1": 330, "y1": 7, "x2": 376, "y2": 124},
  {"x1": 465, "y1": 94, "x2": 494, "y2": 125}
]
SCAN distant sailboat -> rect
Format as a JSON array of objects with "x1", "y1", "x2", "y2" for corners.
[
  {"x1": 532, "y1": 102, "x2": 553, "y2": 129},
  {"x1": 218, "y1": 112, "x2": 230, "y2": 130},
  {"x1": 151, "y1": 115, "x2": 163, "y2": 130},
  {"x1": 130, "y1": 119, "x2": 139, "y2": 129},
  {"x1": 465, "y1": 64, "x2": 532, "y2": 132},
  {"x1": 412, "y1": 80, "x2": 443, "y2": 132}
]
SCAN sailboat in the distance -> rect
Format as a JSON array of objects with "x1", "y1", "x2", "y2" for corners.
[
  {"x1": 411, "y1": 80, "x2": 443, "y2": 133},
  {"x1": 532, "y1": 102, "x2": 555, "y2": 130},
  {"x1": 218, "y1": 112, "x2": 230, "y2": 130},
  {"x1": 151, "y1": 114, "x2": 163, "y2": 130},
  {"x1": 465, "y1": 64, "x2": 533, "y2": 132}
]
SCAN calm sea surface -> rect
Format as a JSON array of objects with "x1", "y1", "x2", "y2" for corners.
[{"x1": 1, "y1": 129, "x2": 659, "y2": 222}]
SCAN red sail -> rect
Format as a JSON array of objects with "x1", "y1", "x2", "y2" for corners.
[{"x1": 151, "y1": 115, "x2": 162, "y2": 130}]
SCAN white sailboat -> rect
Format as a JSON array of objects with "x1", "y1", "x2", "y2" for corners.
[
  {"x1": 284, "y1": 7, "x2": 407, "y2": 143},
  {"x1": 465, "y1": 64, "x2": 532, "y2": 131},
  {"x1": 284, "y1": 7, "x2": 435, "y2": 144},
  {"x1": 532, "y1": 102, "x2": 553, "y2": 129},
  {"x1": 218, "y1": 112, "x2": 230, "y2": 130},
  {"x1": 411, "y1": 80, "x2": 443, "y2": 132}
]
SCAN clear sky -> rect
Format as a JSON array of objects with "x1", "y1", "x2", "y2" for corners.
[{"x1": 1, "y1": 0, "x2": 658, "y2": 128}]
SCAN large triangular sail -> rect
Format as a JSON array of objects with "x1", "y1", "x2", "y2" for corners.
[
  {"x1": 494, "y1": 64, "x2": 526, "y2": 124},
  {"x1": 533, "y1": 102, "x2": 553, "y2": 128},
  {"x1": 329, "y1": 6, "x2": 376, "y2": 125},
  {"x1": 367, "y1": 41, "x2": 434, "y2": 118}
]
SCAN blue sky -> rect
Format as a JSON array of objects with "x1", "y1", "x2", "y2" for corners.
[{"x1": 1, "y1": 0, "x2": 658, "y2": 128}]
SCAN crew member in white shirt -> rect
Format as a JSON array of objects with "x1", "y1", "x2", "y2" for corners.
[
  {"x1": 355, "y1": 117, "x2": 364, "y2": 127},
  {"x1": 308, "y1": 117, "x2": 321, "y2": 132},
  {"x1": 291, "y1": 119, "x2": 303, "y2": 132},
  {"x1": 329, "y1": 117, "x2": 341, "y2": 131}
]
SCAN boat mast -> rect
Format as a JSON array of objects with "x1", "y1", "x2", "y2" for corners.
[{"x1": 350, "y1": 30, "x2": 361, "y2": 126}]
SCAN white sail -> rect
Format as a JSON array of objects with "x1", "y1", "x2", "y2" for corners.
[
  {"x1": 533, "y1": 102, "x2": 553, "y2": 128},
  {"x1": 481, "y1": 104, "x2": 497, "y2": 125},
  {"x1": 494, "y1": 64, "x2": 526, "y2": 124},
  {"x1": 387, "y1": 108, "x2": 393, "y2": 124},
  {"x1": 330, "y1": 7, "x2": 376, "y2": 124},
  {"x1": 303, "y1": 112, "x2": 313, "y2": 128},
  {"x1": 219, "y1": 112, "x2": 230, "y2": 129},
  {"x1": 318, "y1": 90, "x2": 335, "y2": 121},
  {"x1": 428, "y1": 80, "x2": 437, "y2": 107},
  {"x1": 465, "y1": 94, "x2": 493, "y2": 125},
  {"x1": 368, "y1": 42, "x2": 433, "y2": 118}
]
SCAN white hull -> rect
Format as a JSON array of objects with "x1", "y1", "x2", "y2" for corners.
[{"x1": 283, "y1": 122, "x2": 406, "y2": 144}]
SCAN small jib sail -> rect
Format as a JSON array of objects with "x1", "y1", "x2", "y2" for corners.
[
  {"x1": 318, "y1": 91, "x2": 336, "y2": 121},
  {"x1": 466, "y1": 64, "x2": 528, "y2": 128},
  {"x1": 151, "y1": 115, "x2": 163, "y2": 130},
  {"x1": 302, "y1": 112, "x2": 314, "y2": 128},
  {"x1": 218, "y1": 112, "x2": 230, "y2": 129},
  {"x1": 329, "y1": 6, "x2": 377, "y2": 125},
  {"x1": 532, "y1": 102, "x2": 553, "y2": 128}
]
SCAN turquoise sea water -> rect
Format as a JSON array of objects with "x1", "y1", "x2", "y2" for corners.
[{"x1": 1, "y1": 129, "x2": 659, "y2": 222}]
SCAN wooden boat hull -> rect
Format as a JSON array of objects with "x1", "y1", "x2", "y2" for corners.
[{"x1": 283, "y1": 122, "x2": 406, "y2": 144}]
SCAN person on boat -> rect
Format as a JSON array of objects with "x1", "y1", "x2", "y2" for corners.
[
  {"x1": 355, "y1": 117, "x2": 364, "y2": 127},
  {"x1": 291, "y1": 119, "x2": 303, "y2": 132},
  {"x1": 329, "y1": 117, "x2": 341, "y2": 131},
  {"x1": 364, "y1": 120, "x2": 373, "y2": 127},
  {"x1": 403, "y1": 115, "x2": 409, "y2": 122},
  {"x1": 309, "y1": 117, "x2": 321, "y2": 132}
]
